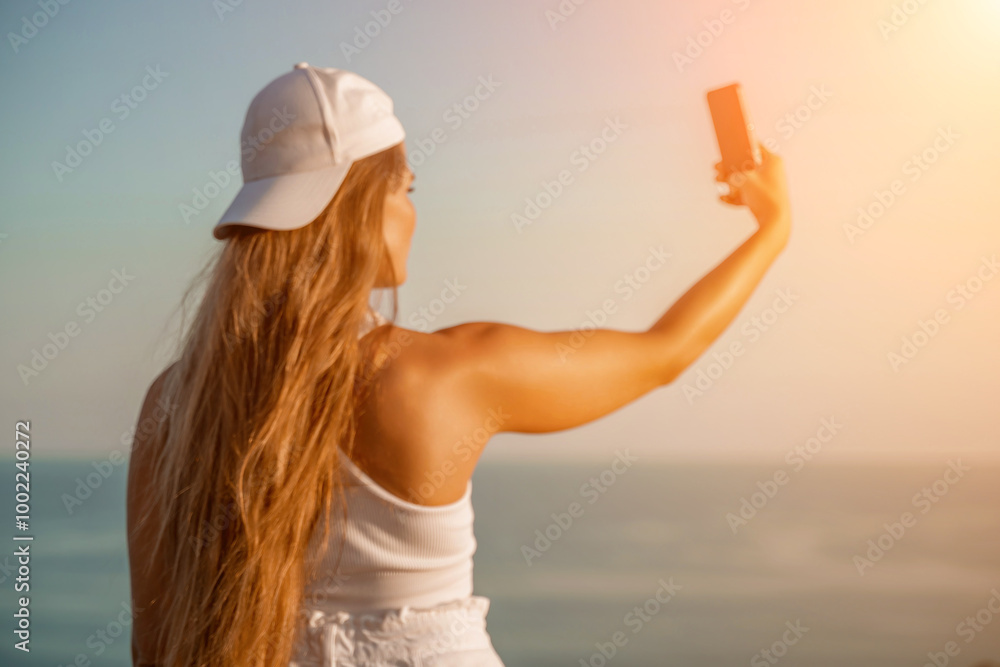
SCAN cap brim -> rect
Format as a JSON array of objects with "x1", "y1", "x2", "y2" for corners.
[{"x1": 213, "y1": 162, "x2": 352, "y2": 240}]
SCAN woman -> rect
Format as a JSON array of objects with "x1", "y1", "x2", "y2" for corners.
[{"x1": 126, "y1": 63, "x2": 790, "y2": 667}]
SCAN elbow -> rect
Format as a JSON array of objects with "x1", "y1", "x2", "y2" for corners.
[
  {"x1": 654, "y1": 332, "x2": 706, "y2": 387},
  {"x1": 659, "y1": 360, "x2": 688, "y2": 387}
]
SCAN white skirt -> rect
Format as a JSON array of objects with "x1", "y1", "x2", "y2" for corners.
[{"x1": 289, "y1": 594, "x2": 505, "y2": 666}]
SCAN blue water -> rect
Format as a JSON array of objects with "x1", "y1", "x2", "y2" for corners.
[{"x1": 1, "y1": 459, "x2": 999, "y2": 666}]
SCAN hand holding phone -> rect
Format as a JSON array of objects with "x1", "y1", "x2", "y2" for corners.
[
  {"x1": 706, "y1": 83, "x2": 790, "y2": 235},
  {"x1": 714, "y1": 143, "x2": 790, "y2": 235}
]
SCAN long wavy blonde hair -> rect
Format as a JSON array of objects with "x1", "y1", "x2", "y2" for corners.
[{"x1": 138, "y1": 141, "x2": 408, "y2": 667}]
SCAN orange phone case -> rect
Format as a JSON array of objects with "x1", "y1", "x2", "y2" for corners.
[{"x1": 707, "y1": 83, "x2": 761, "y2": 174}]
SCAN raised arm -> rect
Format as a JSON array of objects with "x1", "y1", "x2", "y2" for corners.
[
  {"x1": 406, "y1": 143, "x2": 790, "y2": 435},
  {"x1": 651, "y1": 143, "x2": 791, "y2": 374}
]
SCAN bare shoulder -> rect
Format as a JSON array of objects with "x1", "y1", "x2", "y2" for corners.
[
  {"x1": 127, "y1": 362, "x2": 178, "y2": 664},
  {"x1": 127, "y1": 363, "x2": 180, "y2": 524},
  {"x1": 131, "y1": 363, "x2": 176, "y2": 458},
  {"x1": 376, "y1": 320, "x2": 533, "y2": 372},
  {"x1": 370, "y1": 317, "x2": 674, "y2": 436},
  {"x1": 365, "y1": 323, "x2": 475, "y2": 404},
  {"x1": 360, "y1": 323, "x2": 509, "y2": 445},
  {"x1": 127, "y1": 361, "x2": 179, "y2": 520},
  {"x1": 367, "y1": 321, "x2": 512, "y2": 404}
]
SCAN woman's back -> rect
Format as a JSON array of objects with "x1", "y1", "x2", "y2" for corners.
[
  {"x1": 127, "y1": 311, "x2": 506, "y2": 665},
  {"x1": 298, "y1": 311, "x2": 479, "y2": 615}
]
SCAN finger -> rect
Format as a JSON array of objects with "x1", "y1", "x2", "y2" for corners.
[{"x1": 715, "y1": 182, "x2": 741, "y2": 204}]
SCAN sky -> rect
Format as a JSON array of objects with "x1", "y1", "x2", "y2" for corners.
[{"x1": 1, "y1": 0, "x2": 998, "y2": 464}]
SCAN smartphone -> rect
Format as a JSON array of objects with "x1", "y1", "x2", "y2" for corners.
[{"x1": 706, "y1": 83, "x2": 761, "y2": 175}]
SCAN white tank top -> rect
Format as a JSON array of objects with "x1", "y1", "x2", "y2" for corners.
[{"x1": 301, "y1": 309, "x2": 477, "y2": 613}]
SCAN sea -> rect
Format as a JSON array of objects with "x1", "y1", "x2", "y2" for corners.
[{"x1": 1, "y1": 458, "x2": 998, "y2": 667}]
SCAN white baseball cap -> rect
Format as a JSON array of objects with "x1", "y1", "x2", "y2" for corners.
[{"x1": 213, "y1": 62, "x2": 406, "y2": 240}]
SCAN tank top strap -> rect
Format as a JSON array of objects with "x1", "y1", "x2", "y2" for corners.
[{"x1": 336, "y1": 447, "x2": 472, "y2": 512}]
